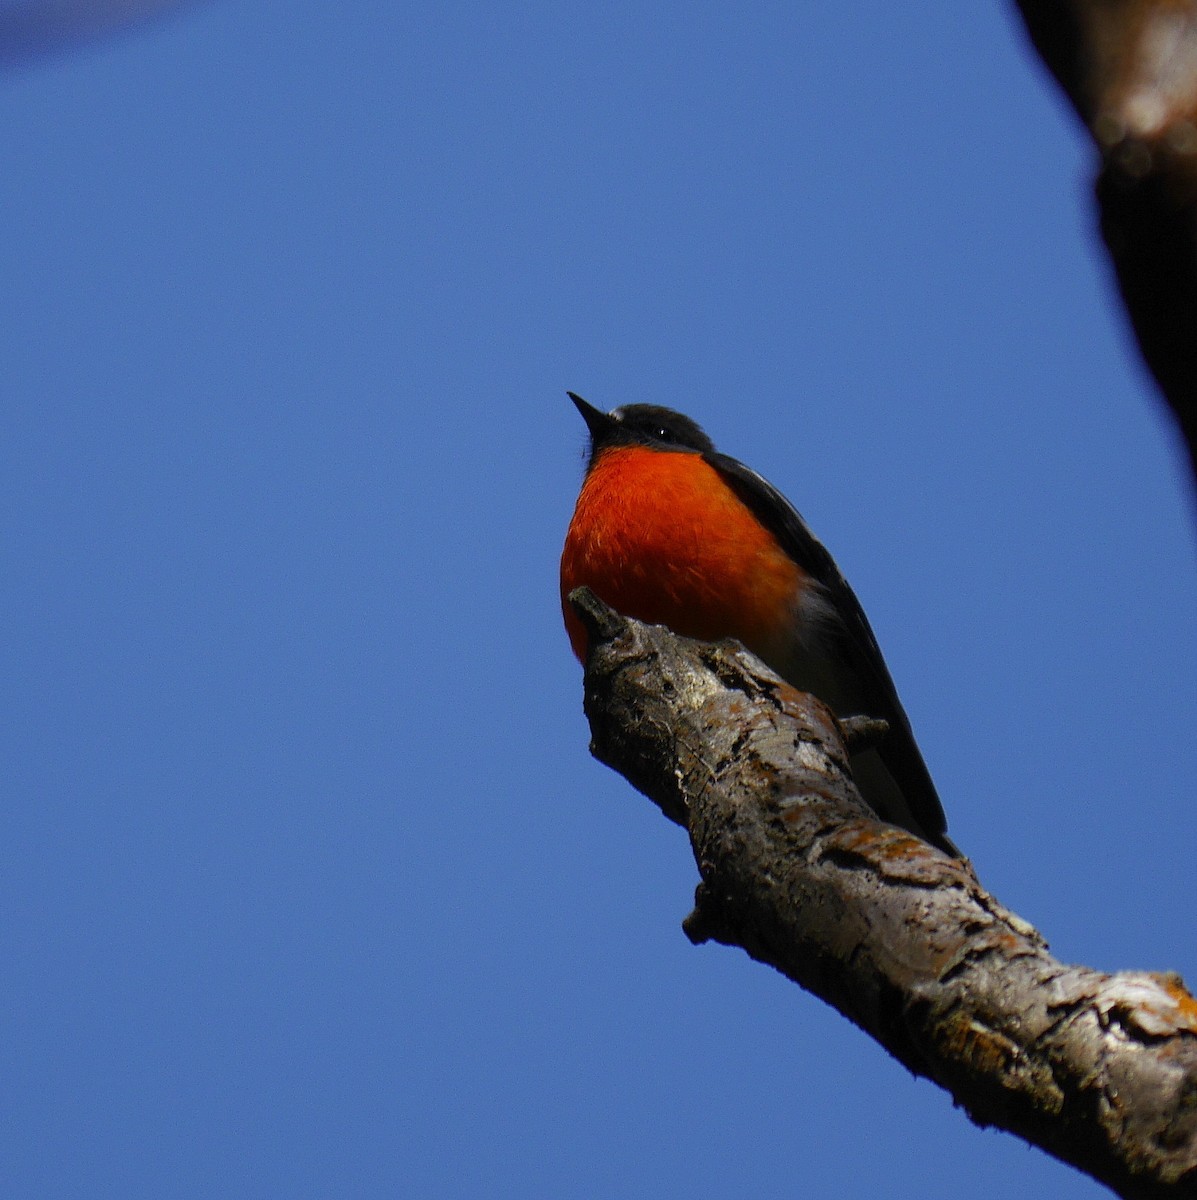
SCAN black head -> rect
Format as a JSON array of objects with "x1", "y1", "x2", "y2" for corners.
[{"x1": 568, "y1": 393, "x2": 715, "y2": 468}]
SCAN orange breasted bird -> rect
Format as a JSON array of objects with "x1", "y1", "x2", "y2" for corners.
[{"x1": 560, "y1": 392, "x2": 958, "y2": 857}]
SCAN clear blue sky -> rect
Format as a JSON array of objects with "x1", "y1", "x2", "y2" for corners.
[{"x1": 3, "y1": 4, "x2": 1195, "y2": 1197}]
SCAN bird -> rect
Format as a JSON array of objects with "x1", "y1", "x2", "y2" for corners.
[{"x1": 560, "y1": 392, "x2": 958, "y2": 857}]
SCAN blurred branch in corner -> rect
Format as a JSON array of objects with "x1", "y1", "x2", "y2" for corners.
[{"x1": 0, "y1": 0, "x2": 204, "y2": 67}]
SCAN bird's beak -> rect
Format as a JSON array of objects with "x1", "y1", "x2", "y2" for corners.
[{"x1": 568, "y1": 392, "x2": 617, "y2": 441}]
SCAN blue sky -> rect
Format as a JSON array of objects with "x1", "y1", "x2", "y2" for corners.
[{"x1": 3, "y1": 4, "x2": 1195, "y2": 1197}]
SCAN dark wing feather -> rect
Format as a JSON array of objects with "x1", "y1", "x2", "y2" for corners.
[{"x1": 707, "y1": 450, "x2": 954, "y2": 853}]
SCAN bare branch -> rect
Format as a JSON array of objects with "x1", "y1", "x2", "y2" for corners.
[
  {"x1": 1015, "y1": 0, "x2": 1197, "y2": 483},
  {"x1": 571, "y1": 586, "x2": 1197, "y2": 1198}
]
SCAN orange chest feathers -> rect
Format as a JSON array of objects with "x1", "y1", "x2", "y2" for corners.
[{"x1": 560, "y1": 445, "x2": 805, "y2": 664}]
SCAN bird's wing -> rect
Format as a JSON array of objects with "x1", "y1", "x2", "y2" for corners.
[{"x1": 707, "y1": 450, "x2": 954, "y2": 853}]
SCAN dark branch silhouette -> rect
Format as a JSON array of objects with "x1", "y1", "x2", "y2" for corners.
[
  {"x1": 571, "y1": 586, "x2": 1197, "y2": 1198},
  {"x1": 1015, "y1": 0, "x2": 1197, "y2": 484}
]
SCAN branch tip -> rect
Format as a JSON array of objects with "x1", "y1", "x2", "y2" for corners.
[
  {"x1": 839, "y1": 714, "x2": 890, "y2": 753},
  {"x1": 682, "y1": 883, "x2": 729, "y2": 946},
  {"x1": 567, "y1": 586, "x2": 628, "y2": 647}
]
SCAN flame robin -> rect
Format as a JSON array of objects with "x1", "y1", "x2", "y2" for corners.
[{"x1": 560, "y1": 392, "x2": 957, "y2": 856}]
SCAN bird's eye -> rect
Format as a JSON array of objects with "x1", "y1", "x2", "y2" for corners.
[{"x1": 651, "y1": 425, "x2": 677, "y2": 444}]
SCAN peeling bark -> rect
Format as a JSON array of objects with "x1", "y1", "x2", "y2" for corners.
[{"x1": 571, "y1": 587, "x2": 1197, "y2": 1198}]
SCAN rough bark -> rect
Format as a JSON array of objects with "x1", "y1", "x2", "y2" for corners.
[
  {"x1": 1014, "y1": 0, "x2": 1197, "y2": 483},
  {"x1": 570, "y1": 587, "x2": 1197, "y2": 1199}
]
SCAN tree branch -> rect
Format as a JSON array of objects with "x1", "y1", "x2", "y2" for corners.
[
  {"x1": 571, "y1": 586, "x2": 1197, "y2": 1198},
  {"x1": 1014, "y1": 0, "x2": 1197, "y2": 483}
]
